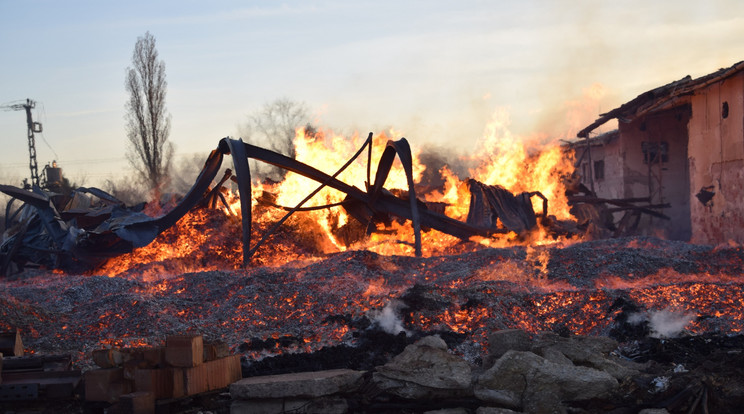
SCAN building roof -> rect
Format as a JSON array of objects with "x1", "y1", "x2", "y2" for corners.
[
  {"x1": 563, "y1": 129, "x2": 618, "y2": 150},
  {"x1": 577, "y1": 60, "x2": 744, "y2": 138}
]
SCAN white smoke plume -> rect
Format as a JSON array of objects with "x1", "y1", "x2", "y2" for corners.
[
  {"x1": 647, "y1": 308, "x2": 696, "y2": 339},
  {"x1": 371, "y1": 301, "x2": 408, "y2": 336}
]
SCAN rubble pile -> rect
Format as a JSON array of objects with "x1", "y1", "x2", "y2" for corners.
[
  {"x1": 1, "y1": 237, "x2": 743, "y2": 364},
  {"x1": 231, "y1": 331, "x2": 744, "y2": 413},
  {"x1": 1, "y1": 236, "x2": 744, "y2": 412}
]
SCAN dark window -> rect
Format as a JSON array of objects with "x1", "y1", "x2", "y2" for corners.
[
  {"x1": 642, "y1": 141, "x2": 669, "y2": 164},
  {"x1": 722, "y1": 101, "x2": 729, "y2": 119},
  {"x1": 593, "y1": 160, "x2": 605, "y2": 180}
]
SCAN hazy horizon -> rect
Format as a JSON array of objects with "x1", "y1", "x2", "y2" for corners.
[{"x1": 2, "y1": 1, "x2": 744, "y2": 188}]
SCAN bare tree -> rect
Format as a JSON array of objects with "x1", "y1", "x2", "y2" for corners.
[
  {"x1": 250, "y1": 98, "x2": 309, "y2": 157},
  {"x1": 241, "y1": 98, "x2": 310, "y2": 181},
  {"x1": 125, "y1": 31, "x2": 173, "y2": 192}
]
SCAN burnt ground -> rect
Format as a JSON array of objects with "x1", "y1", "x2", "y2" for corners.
[{"x1": 1, "y1": 236, "x2": 744, "y2": 412}]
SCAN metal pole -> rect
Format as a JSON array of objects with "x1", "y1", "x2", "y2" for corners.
[{"x1": 23, "y1": 99, "x2": 40, "y2": 188}]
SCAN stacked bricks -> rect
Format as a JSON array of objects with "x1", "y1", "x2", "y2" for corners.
[{"x1": 84, "y1": 335, "x2": 240, "y2": 413}]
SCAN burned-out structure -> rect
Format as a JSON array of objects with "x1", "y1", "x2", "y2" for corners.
[
  {"x1": 1, "y1": 135, "x2": 548, "y2": 275},
  {"x1": 571, "y1": 60, "x2": 744, "y2": 243}
]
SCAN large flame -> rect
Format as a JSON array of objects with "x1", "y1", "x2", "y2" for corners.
[{"x1": 98, "y1": 109, "x2": 577, "y2": 276}]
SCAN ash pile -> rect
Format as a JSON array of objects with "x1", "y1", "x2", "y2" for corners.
[{"x1": 2, "y1": 237, "x2": 744, "y2": 412}]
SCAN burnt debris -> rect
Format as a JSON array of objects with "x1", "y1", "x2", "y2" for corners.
[{"x1": 1, "y1": 136, "x2": 549, "y2": 275}]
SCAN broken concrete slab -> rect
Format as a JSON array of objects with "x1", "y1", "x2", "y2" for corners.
[
  {"x1": 486, "y1": 329, "x2": 531, "y2": 363},
  {"x1": 372, "y1": 335, "x2": 473, "y2": 400},
  {"x1": 230, "y1": 397, "x2": 348, "y2": 414},
  {"x1": 423, "y1": 408, "x2": 470, "y2": 414},
  {"x1": 530, "y1": 332, "x2": 640, "y2": 380},
  {"x1": 475, "y1": 350, "x2": 618, "y2": 412},
  {"x1": 229, "y1": 369, "x2": 365, "y2": 400},
  {"x1": 637, "y1": 409, "x2": 670, "y2": 414},
  {"x1": 475, "y1": 407, "x2": 522, "y2": 414}
]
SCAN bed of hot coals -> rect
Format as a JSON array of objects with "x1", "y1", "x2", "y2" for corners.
[{"x1": 2, "y1": 236, "x2": 744, "y2": 412}]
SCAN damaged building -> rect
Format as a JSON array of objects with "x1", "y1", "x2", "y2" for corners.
[{"x1": 571, "y1": 60, "x2": 744, "y2": 243}]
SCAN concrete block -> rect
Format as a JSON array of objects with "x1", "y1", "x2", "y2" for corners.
[
  {"x1": 230, "y1": 397, "x2": 348, "y2": 414},
  {"x1": 230, "y1": 369, "x2": 365, "y2": 400}
]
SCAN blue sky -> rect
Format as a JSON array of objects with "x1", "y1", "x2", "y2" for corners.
[{"x1": 2, "y1": 0, "x2": 744, "y2": 186}]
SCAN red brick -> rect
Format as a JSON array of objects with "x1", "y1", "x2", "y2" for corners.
[
  {"x1": 203, "y1": 340, "x2": 230, "y2": 361},
  {"x1": 134, "y1": 367, "x2": 184, "y2": 400},
  {"x1": 110, "y1": 391, "x2": 155, "y2": 414},
  {"x1": 183, "y1": 355, "x2": 242, "y2": 396},
  {"x1": 122, "y1": 346, "x2": 165, "y2": 368},
  {"x1": 84, "y1": 368, "x2": 131, "y2": 403},
  {"x1": 165, "y1": 335, "x2": 203, "y2": 367},
  {"x1": 91, "y1": 348, "x2": 125, "y2": 368},
  {"x1": 182, "y1": 363, "x2": 209, "y2": 395},
  {"x1": 210, "y1": 354, "x2": 242, "y2": 389},
  {"x1": 0, "y1": 331, "x2": 23, "y2": 356}
]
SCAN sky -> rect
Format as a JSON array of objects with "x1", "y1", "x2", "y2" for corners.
[{"x1": 2, "y1": 0, "x2": 744, "y2": 187}]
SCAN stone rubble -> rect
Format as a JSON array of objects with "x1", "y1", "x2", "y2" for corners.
[{"x1": 230, "y1": 331, "x2": 640, "y2": 414}]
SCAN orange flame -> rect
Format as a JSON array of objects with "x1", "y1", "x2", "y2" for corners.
[{"x1": 98, "y1": 111, "x2": 579, "y2": 275}]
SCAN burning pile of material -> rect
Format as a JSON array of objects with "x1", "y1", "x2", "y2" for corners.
[
  {"x1": 1, "y1": 118, "x2": 578, "y2": 276},
  {"x1": 2, "y1": 237, "x2": 744, "y2": 412},
  {"x1": 2, "y1": 122, "x2": 744, "y2": 412},
  {"x1": 2, "y1": 237, "x2": 743, "y2": 358}
]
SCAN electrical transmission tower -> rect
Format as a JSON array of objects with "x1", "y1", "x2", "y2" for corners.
[{"x1": 1, "y1": 99, "x2": 43, "y2": 188}]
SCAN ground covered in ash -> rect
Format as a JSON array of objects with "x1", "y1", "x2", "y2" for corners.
[{"x1": 1, "y1": 236, "x2": 743, "y2": 373}]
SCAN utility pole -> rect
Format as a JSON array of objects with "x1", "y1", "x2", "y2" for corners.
[{"x1": 1, "y1": 99, "x2": 43, "y2": 188}]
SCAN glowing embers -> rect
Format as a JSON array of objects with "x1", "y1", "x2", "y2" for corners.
[
  {"x1": 95, "y1": 208, "x2": 244, "y2": 278},
  {"x1": 4, "y1": 239, "x2": 744, "y2": 366}
]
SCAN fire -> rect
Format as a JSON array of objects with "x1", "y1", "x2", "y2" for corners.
[
  {"x1": 465, "y1": 108, "x2": 574, "y2": 221},
  {"x1": 271, "y1": 128, "x2": 426, "y2": 254},
  {"x1": 96, "y1": 108, "x2": 579, "y2": 276},
  {"x1": 4, "y1": 236, "x2": 744, "y2": 367},
  {"x1": 95, "y1": 208, "x2": 244, "y2": 279},
  {"x1": 264, "y1": 112, "x2": 575, "y2": 256}
]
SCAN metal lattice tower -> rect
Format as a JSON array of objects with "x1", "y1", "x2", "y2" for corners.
[{"x1": 2, "y1": 98, "x2": 43, "y2": 187}]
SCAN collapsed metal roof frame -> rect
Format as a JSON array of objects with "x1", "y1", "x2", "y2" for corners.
[{"x1": 2, "y1": 135, "x2": 547, "y2": 273}]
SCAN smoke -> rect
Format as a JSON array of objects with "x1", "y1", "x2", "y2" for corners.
[
  {"x1": 417, "y1": 144, "x2": 471, "y2": 189},
  {"x1": 648, "y1": 309, "x2": 696, "y2": 339},
  {"x1": 370, "y1": 301, "x2": 408, "y2": 336},
  {"x1": 627, "y1": 308, "x2": 696, "y2": 339}
]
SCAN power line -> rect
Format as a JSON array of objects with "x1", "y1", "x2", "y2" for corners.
[
  {"x1": 59, "y1": 158, "x2": 128, "y2": 165},
  {"x1": 36, "y1": 102, "x2": 60, "y2": 160}
]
